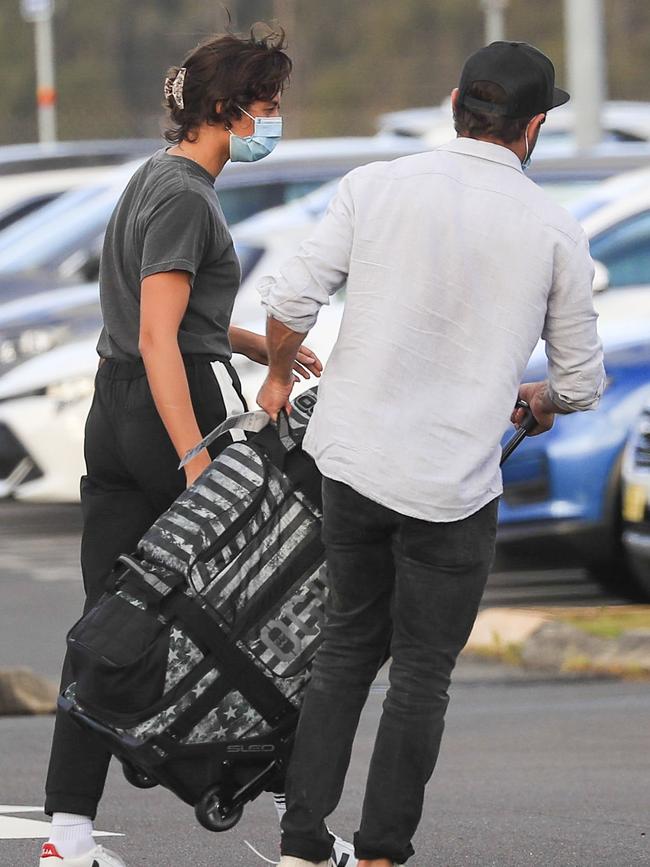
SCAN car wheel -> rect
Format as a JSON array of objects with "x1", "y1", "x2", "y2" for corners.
[{"x1": 585, "y1": 467, "x2": 646, "y2": 600}]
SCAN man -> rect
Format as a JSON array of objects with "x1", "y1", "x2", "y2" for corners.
[{"x1": 257, "y1": 42, "x2": 606, "y2": 867}]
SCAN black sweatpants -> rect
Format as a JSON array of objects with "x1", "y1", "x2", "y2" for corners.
[{"x1": 45, "y1": 355, "x2": 246, "y2": 818}]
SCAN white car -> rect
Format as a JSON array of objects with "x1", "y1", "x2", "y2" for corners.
[
  {"x1": 377, "y1": 99, "x2": 650, "y2": 147},
  {"x1": 0, "y1": 165, "x2": 121, "y2": 232},
  {"x1": 0, "y1": 137, "x2": 425, "y2": 290},
  {"x1": 0, "y1": 304, "x2": 344, "y2": 502}
]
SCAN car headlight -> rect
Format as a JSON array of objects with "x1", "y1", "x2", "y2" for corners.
[
  {"x1": 0, "y1": 325, "x2": 68, "y2": 370},
  {"x1": 46, "y1": 375, "x2": 95, "y2": 406}
]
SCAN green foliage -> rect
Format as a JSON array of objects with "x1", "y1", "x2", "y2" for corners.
[
  {"x1": 0, "y1": 0, "x2": 649, "y2": 145},
  {"x1": 558, "y1": 607, "x2": 650, "y2": 639}
]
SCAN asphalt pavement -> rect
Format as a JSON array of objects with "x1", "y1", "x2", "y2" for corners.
[
  {"x1": 1, "y1": 501, "x2": 648, "y2": 866},
  {"x1": 1, "y1": 675, "x2": 648, "y2": 867}
]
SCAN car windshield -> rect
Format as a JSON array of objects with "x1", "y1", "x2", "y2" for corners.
[
  {"x1": 590, "y1": 208, "x2": 650, "y2": 287},
  {"x1": 568, "y1": 169, "x2": 650, "y2": 222}
]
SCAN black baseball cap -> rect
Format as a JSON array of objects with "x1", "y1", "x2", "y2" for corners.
[{"x1": 458, "y1": 41, "x2": 570, "y2": 119}]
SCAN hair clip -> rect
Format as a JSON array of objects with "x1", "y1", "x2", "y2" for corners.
[{"x1": 163, "y1": 67, "x2": 187, "y2": 110}]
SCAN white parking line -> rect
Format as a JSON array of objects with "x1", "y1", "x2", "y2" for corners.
[{"x1": 0, "y1": 806, "x2": 121, "y2": 840}]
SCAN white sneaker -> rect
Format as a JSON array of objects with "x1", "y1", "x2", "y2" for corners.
[
  {"x1": 39, "y1": 842, "x2": 127, "y2": 866},
  {"x1": 246, "y1": 829, "x2": 356, "y2": 866}
]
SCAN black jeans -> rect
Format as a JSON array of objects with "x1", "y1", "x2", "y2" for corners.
[
  {"x1": 281, "y1": 478, "x2": 499, "y2": 865},
  {"x1": 44, "y1": 355, "x2": 245, "y2": 819}
]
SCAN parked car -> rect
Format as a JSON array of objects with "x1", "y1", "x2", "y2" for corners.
[
  {"x1": 499, "y1": 319, "x2": 650, "y2": 598},
  {"x1": 0, "y1": 139, "x2": 161, "y2": 176},
  {"x1": 0, "y1": 165, "x2": 120, "y2": 232},
  {"x1": 620, "y1": 396, "x2": 650, "y2": 598},
  {"x1": 229, "y1": 174, "x2": 650, "y2": 600},
  {"x1": 377, "y1": 99, "x2": 650, "y2": 145},
  {"x1": 0, "y1": 137, "x2": 427, "y2": 367},
  {"x1": 0, "y1": 336, "x2": 100, "y2": 499},
  {"x1": 495, "y1": 170, "x2": 650, "y2": 597},
  {"x1": 580, "y1": 183, "x2": 650, "y2": 291},
  {"x1": 0, "y1": 161, "x2": 145, "y2": 292},
  {"x1": 4, "y1": 146, "x2": 650, "y2": 561},
  {"x1": 0, "y1": 136, "x2": 426, "y2": 294},
  {"x1": 0, "y1": 283, "x2": 99, "y2": 374},
  {"x1": 0, "y1": 299, "x2": 344, "y2": 502}
]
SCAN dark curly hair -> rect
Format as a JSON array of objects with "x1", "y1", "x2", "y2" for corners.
[
  {"x1": 163, "y1": 26, "x2": 292, "y2": 145},
  {"x1": 454, "y1": 81, "x2": 533, "y2": 144}
]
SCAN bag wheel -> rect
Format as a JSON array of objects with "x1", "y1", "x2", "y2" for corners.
[
  {"x1": 195, "y1": 786, "x2": 244, "y2": 832},
  {"x1": 122, "y1": 762, "x2": 158, "y2": 790}
]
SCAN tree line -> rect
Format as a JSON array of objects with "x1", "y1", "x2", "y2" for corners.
[{"x1": 1, "y1": 0, "x2": 648, "y2": 145}]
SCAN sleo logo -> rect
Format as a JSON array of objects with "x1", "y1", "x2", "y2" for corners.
[{"x1": 226, "y1": 743, "x2": 275, "y2": 753}]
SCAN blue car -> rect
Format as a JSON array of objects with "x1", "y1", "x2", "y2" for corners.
[{"x1": 498, "y1": 319, "x2": 650, "y2": 598}]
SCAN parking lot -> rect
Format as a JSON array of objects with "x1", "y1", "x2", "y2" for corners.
[{"x1": 1, "y1": 500, "x2": 648, "y2": 866}]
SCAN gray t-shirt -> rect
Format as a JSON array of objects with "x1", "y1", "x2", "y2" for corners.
[{"x1": 97, "y1": 149, "x2": 240, "y2": 360}]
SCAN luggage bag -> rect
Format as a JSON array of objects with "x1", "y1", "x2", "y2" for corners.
[
  {"x1": 60, "y1": 386, "x2": 325, "y2": 832},
  {"x1": 59, "y1": 388, "x2": 535, "y2": 833}
]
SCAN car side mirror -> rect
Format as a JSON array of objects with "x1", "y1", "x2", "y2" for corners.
[
  {"x1": 593, "y1": 260, "x2": 610, "y2": 294},
  {"x1": 80, "y1": 253, "x2": 101, "y2": 283}
]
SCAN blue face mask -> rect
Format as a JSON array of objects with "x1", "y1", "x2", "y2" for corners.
[
  {"x1": 522, "y1": 124, "x2": 532, "y2": 171},
  {"x1": 230, "y1": 106, "x2": 283, "y2": 163}
]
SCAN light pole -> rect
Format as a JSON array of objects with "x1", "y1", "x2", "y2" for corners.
[
  {"x1": 20, "y1": 0, "x2": 57, "y2": 144},
  {"x1": 273, "y1": 0, "x2": 300, "y2": 136},
  {"x1": 481, "y1": 0, "x2": 509, "y2": 45},
  {"x1": 564, "y1": 0, "x2": 605, "y2": 149}
]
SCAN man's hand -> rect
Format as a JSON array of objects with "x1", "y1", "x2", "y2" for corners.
[
  {"x1": 257, "y1": 375, "x2": 294, "y2": 421},
  {"x1": 511, "y1": 381, "x2": 557, "y2": 436}
]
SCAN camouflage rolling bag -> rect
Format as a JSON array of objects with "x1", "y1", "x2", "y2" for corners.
[{"x1": 59, "y1": 387, "x2": 325, "y2": 832}]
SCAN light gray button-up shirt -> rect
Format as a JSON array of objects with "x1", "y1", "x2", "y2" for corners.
[{"x1": 259, "y1": 138, "x2": 605, "y2": 521}]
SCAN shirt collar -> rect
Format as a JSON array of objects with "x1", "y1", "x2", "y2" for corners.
[{"x1": 436, "y1": 137, "x2": 524, "y2": 174}]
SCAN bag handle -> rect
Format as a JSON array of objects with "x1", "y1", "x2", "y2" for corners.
[
  {"x1": 500, "y1": 399, "x2": 538, "y2": 466},
  {"x1": 179, "y1": 409, "x2": 297, "y2": 469}
]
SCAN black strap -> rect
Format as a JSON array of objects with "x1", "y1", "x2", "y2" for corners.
[
  {"x1": 166, "y1": 676, "x2": 230, "y2": 741},
  {"x1": 161, "y1": 592, "x2": 295, "y2": 726}
]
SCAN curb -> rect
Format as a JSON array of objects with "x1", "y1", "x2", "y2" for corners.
[
  {"x1": 0, "y1": 669, "x2": 58, "y2": 716},
  {"x1": 465, "y1": 608, "x2": 650, "y2": 678}
]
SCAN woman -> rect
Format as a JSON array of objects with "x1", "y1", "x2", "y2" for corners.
[{"x1": 40, "y1": 28, "x2": 321, "y2": 867}]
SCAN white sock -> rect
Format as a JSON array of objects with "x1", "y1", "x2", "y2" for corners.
[
  {"x1": 48, "y1": 813, "x2": 95, "y2": 859},
  {"x1": 272, "y1": 792, "x2": 287, "y2": 822}
]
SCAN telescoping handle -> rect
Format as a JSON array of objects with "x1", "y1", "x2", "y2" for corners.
[{"x1": 500, "y1": 399, "x2": 538, "y2": 466}]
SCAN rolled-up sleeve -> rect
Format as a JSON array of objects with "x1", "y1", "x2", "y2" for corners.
[
  {"x1": 542, "y1": 231, "x2": 606, "y2": 412},
  {"x1": 257, "y1": 173, "x2": 355, "y2": 333}
]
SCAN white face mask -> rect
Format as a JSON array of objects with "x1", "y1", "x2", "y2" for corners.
[{"x1": 229, "y1": 106, "x2": 283, "y2": 163}]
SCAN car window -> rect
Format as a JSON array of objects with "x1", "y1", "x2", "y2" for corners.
[
  {"x1": 590, "y1": 209, "x2": 650, "y2": 288},
  {"x1": 0, "y1": 193, "x2": 61, "y2": 233},
  {"x1": 217, "y1": 181, "x2": 324, "y2": 226}
]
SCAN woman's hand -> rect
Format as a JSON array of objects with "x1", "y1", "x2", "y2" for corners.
[
  {"x1": 184, "y1": 449, "x2": 212, "y2": 488},
  {"x1": 229, "y1": 326, "x2": 323, "y2": 382},
  {"x1": 291, "y1": 344, "x2": 323, "y2": 382}
]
